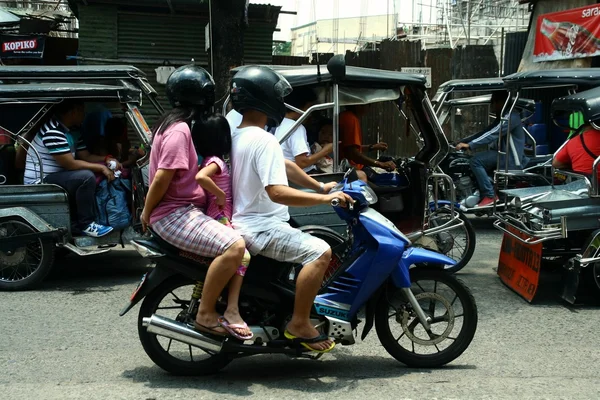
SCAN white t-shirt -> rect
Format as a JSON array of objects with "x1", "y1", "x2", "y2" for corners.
[
  {"x1": 231, "y1": 125, "x2": 290, "y2": 234},
  {"x1": 275, "y1": 117, "x2": 315, "y2": 173},
  {"x1": 226, "y1": 109, "x2": 273, "y2": 133},
  {"x1": 226, "y1": 109, "x2": 243, "y2": 133}
]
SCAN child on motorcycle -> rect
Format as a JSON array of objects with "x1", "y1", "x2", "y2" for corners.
[{"x1": 192, "y1": 114, "x2": 253, "y2": 341}]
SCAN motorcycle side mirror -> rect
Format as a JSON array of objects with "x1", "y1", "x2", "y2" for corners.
[{"x1": 347, "y1": 168, "x2": 359, "y2": 183}]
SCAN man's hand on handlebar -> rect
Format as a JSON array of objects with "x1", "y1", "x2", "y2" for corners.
[
  {"x1": 375, "y1": 160, "x2": 396, "y2": 171},
  {"x1": 455, "y1": 142, "x2": 470, "y2": 151},
  {"x1": 325, "y1": 191, "x2": 354, "y2": 208},
  {"x1": 323, "y1": 181, "x2": 338, "y2": 193}
]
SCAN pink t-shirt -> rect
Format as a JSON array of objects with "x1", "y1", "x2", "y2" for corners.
[
  {"x1": 201, "y1": 156, "x2": 233, "y2": 220},
  {"x1": 149, "y1": 122, "x2": 206, "y2": 225}
]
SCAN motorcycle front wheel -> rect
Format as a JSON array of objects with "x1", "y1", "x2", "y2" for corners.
[
  {"x1": 375, "y1": 268, "x2": 478, "y2": 368},
  {"x1": 137, "y1": 275, "x2": 232, "y2": 376}
]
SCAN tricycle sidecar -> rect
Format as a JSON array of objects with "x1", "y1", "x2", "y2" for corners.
[
  {"x1": 0, "y1": 71, "x2": 158, "y2": 290},
  {"x1": 493, "y1": 85, "x2": 600, "y2": 303},
  {"x1": 228, "y1": 57, "x2": 474, "y2": 273}
]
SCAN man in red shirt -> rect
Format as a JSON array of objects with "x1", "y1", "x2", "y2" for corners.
[{"x1": 553, "y1": 125, "x2": 600, "y2": 176}]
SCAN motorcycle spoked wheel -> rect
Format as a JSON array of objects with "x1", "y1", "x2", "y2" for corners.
[
  {"x1": 423, "y1": 207, "x2": 476, "y2": 274},
  {"x1": 137, "y1": 275, "x2": 233, "y2": 376},
  {"x1": 375, "y1": 268, "x2": 478, "y2": 368}
]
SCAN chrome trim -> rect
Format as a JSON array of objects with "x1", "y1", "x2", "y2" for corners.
[
  {"x1": 0, "y1": 207, "x2": 54, "y2": 233},
  {"x1": 326, "y1": 316, "x2": 355, "y2": 344},
  {"x1": 493, "y1": 216, "x2": 565, "y2": 245},
  {"x1": 143, "y1": 314, "x2": 223, "y2": 353},
  {"x1": 277, "y1": 102, "x2": 335, "y2": 144},
  {"x1": 401, "y1": 288, "x2": 431, "y2": 331},
  {"x1": 131, "y1": 241, "x2": 165, "y2": 258},
  {"x1": 62, "y1": 243, "x2": 111, "y2": 256}
]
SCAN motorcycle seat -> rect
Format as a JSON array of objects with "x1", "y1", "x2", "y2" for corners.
[{"x1": 136, "y1": 228, "x2": 213, "y2": 266}]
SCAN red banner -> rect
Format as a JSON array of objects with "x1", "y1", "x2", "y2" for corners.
[{"x1": 533, "y1": 5, "x2": 600, "y2": 63}]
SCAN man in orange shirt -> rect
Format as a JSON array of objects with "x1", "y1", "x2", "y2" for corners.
[{"x1": 340, "y1": 105, "x2": 396, "y2": 173}]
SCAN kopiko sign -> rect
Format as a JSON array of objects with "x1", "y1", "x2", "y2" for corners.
[
  {"x1": 534, "y1": 5, "x2": 600, "y2": 63},
  {"x1": 1, "y1": 35, "x2": 45, "y2": 59}
]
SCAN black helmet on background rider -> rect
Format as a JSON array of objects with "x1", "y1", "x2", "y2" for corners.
[
  {"x1": 166, "y1": 64, "x2": 215, "y2": 109},
  {"x1": 230, "y1": 65, "x2": 292, "y2": 127}
]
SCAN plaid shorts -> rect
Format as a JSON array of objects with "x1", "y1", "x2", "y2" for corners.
[
  {"x1": 242, "y1": 223, "x2": 330, "y2": 266},
  {"x1": 151, "y1": 205, "x2": 242, "y2": 258}
]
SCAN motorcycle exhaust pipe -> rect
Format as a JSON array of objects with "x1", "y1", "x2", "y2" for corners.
[{"x1": 142, "y1": 314, "x2": 224, "y2": 353}]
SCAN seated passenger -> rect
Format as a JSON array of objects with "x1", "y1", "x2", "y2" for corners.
[
  {"x1": 455, "y1": 91, "x2": 526, "y2": 208},
  {"x1": 275, "y1": 87, "x2": 333, "y2": 173},
  {"x1": 192, "y1": 114, "x2": 253, "y2": 340},
  {"x1": 311, "y1": 119, "x2": 334, "y2": 173},
  {"x1": 553, "y1": 123, "x2": 600, "y2": 176},
  {"x1": 140, "y1": 65, "x2": 249, "y2": 339},
  {"x1": 340, "y1": 105, "x2": 396, "y2": 182},
  {"x1": 23, "y1": 101, "x2": 117, "y2": 237},
  {"x1": 230, "y1": 66, "x2": 352, "y2": 353},
  {"x1": 90, "y1": 117, "x2": 144, "y2": 178}
]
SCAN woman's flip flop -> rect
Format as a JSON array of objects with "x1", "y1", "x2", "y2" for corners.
[
  {"x1": 284, "y1": 330, "x2": 336, "y2": 354},
  {"x1": 217, "y1": 316, "x2": 254, "y2": 341},
  {"x1": 193, "y1": 321, "x2": 228, "y2": 337}
]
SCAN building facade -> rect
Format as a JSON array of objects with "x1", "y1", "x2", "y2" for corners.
[{"x1": 291, "y1": 14, "x2": 396, "y2": 57}]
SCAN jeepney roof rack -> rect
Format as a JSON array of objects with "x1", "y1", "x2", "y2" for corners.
[
  {"x1": 503, "y1": 68, "x2": 600, "y2": 90},
  {"x1": 446, "y1": 95, "x2": 535, "y2": 112},
  {"x1": 230, "y1": 64, "x2": 427, "y2": 89},
  {"x1": 0, "y1": 82, "x2": 142, "y2": 103},
  {"x1": 551, "y1": 85, "x2": 600, "y2": 129},
  {"x1": 436, "y1": 77, "x2": 505, "y2": 94},
  {"x1": 0, "y1": 65, "x2": 146, "y2": 81}
]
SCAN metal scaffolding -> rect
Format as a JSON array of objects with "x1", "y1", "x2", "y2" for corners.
[{"x1": 410, "y1": 0, "x2": 530, "y2": 48}]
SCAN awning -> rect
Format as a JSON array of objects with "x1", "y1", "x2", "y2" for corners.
[{"x1": 0, "y1": 9, "x2": 20, "y2": 27}]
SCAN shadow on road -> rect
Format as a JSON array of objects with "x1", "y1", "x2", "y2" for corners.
[
  {"x1": 40, "y1": 249, "x2": 152, "y2": 293},
  {"x1": 122, "y1": 353, "x2": 476, "y2": 396}
]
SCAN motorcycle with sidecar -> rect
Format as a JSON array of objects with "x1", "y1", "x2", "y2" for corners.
[
  {"x1": 494, "y1": 84, "x2": 600, "y2": 303},
  {"x1": 0, "y1": 65, "x2": 159, "y2": 290}
]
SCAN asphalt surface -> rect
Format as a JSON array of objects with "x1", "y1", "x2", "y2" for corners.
[{"x1": 2, "y1": 218, "x2": 600, "y2": 400}]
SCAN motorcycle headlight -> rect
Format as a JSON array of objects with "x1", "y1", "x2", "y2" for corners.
[{"x1": 360, "y1": 186, "x2": 378, "y2": 205}]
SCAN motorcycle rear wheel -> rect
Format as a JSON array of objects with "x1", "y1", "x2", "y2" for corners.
[
  {"x1": 137, "y1": 275, "x2": 232, "y2": 375},
  {"x1": 375, "y1": 268, "x2": 477, "y2": 368}
]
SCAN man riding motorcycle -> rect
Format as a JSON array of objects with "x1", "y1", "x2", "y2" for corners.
[
  {"x1": 455, "y1": 91, "x2": 526, "y2": 207},
  {"x1": 229, "y1": 66, "x2": 352, "y2": 353}
]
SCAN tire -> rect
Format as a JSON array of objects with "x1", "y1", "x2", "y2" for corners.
[
  {"x1": 423, "y1": 208, "x2": 476, "y2": 274},
  {"x1": 375, "y1": 268, "x2": 478, "y2": 368},
  {"x1": 137, "y1": 275, "x2": 232, "y2": 375},
  {"x1": 0, "y1": 219, "x2": 55, "y2": 291}
]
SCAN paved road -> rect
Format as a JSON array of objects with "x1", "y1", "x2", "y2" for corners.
[{"x1": 2, "y1": 219, "x2": 600, "y2": 400}]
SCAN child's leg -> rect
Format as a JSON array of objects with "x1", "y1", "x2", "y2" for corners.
[{"x1": 224, "y1": 248, "x2": 250, "y2": 320}]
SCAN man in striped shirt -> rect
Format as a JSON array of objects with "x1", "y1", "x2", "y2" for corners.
[{"x1": 24, "y1": 101, "x2": 118, "y2": 237}]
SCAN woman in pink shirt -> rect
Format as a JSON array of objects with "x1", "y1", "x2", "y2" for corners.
[{"x1": 140, "y1": 65, "x2": 251, "y2": 340}]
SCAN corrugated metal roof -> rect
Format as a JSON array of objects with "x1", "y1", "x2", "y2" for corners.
[
  {"x1": 0, "y1": 8, "x2": 20, "y2": 25},
  {"x1": 68, "y1": 0, "x2": 280, "y2": 21}
]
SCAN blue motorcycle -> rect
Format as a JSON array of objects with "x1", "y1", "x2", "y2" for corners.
[{"x1": 122, "y1": 169, "x2": 478, "y2": 375}]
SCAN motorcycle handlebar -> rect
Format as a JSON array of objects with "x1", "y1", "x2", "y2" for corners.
[{"x1": 331, "y1": 198, "x2": 354, "y2": 211}]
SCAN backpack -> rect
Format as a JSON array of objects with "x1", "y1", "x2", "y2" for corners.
[{"x1": 95, "y1": 178, "x2": 132, "y2": 230}]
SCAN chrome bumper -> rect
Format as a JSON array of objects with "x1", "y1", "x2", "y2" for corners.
[{"x1": 493, "y1": 213, "x2": 568, "y2": 245}]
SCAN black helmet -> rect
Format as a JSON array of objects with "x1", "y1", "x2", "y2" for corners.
[
  {"x1": 230, "y1": 65, "x2": 292, "y2": 127},
  {"x1": 166, "y1": 65, "x2": 215, "y2": 108}
]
